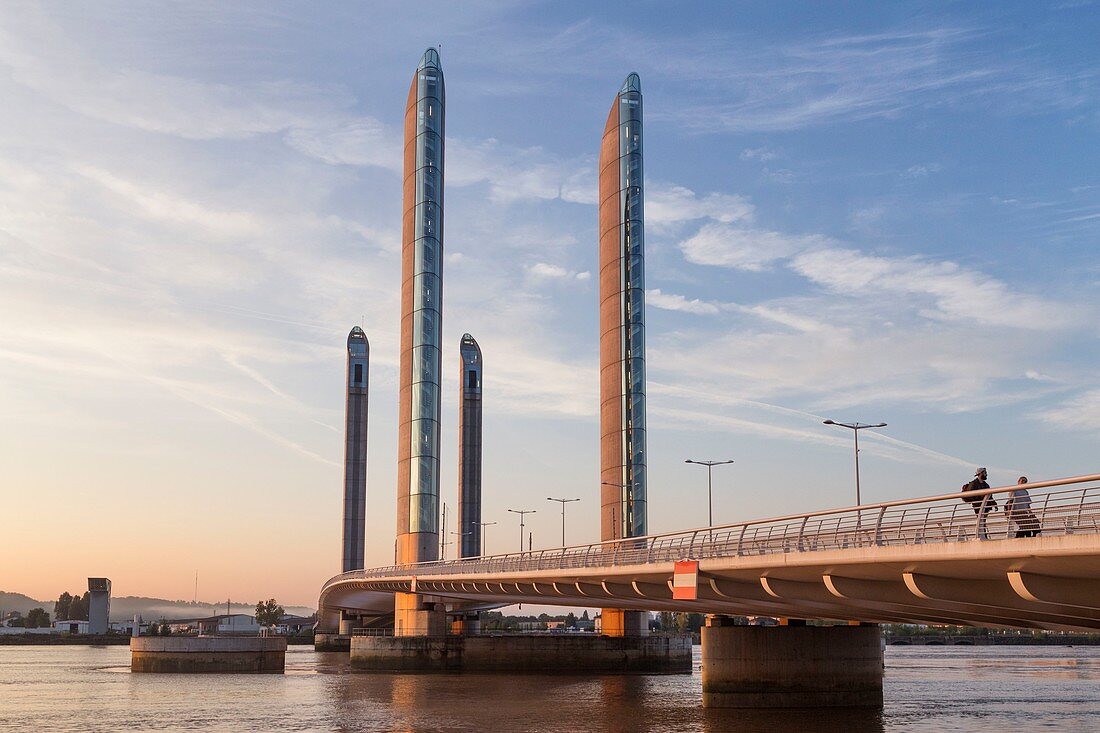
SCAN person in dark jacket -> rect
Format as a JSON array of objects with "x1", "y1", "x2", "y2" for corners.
[{"x1": 962, "y1": 467, "x2": 996, "y2": 539}]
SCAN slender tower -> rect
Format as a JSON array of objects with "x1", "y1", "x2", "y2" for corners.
[
  {"x1": 598, "y1": 73, "x2": 648, "y2": 636},
  {"x1": 395, "y1": 48, "x2": 445, "y2": 636},
  {"x1": 342, "y1": 326, "x2": 369, "y2": 573},
  {"x1": 458, "y1": 334, "x2": 483, "y2": 558}
]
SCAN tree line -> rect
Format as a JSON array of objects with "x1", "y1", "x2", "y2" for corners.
[{"x1": 54, "y1": 591, "x2": 90, "y2": 622}]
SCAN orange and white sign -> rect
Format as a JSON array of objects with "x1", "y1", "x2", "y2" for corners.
[{"x1": 672, "y1": 560, "x2": 699, "y2": 600}]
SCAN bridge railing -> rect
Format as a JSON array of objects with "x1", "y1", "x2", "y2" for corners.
[{"x1": 322, "y1": 473, "x2": 1100, "y2": 591}]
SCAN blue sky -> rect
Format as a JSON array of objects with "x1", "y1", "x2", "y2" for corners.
[{"x1": 1, "y1": 1, "x2": 1097, "y2": 605}]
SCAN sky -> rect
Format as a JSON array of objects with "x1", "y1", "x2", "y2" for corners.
[{"x1": 1, "y1": 1, "x2": 1097, "y2": 608}]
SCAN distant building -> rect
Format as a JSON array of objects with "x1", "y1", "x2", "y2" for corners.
[
  {"x1": 110, "y1": 619, "x2": 142, "y2": 635},
  {"x1": 54, "y1": 619, "x2": 89, "y2": 634},
  {"x1": 193, "y1": 614, "x2": 261, "y2": 635},
  {"x1": 87, "y1": 577, "x2": 111, "y2": 634},
  {"x1": 276, "y1": 614, "x2": 316, "y2": 636}
]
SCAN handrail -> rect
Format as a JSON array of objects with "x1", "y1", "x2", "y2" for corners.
[{"x1": 320, "y1": 473, "x2": 1100, "y2": 595}]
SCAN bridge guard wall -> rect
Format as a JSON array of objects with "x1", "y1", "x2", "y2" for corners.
[
  {"x1": 701, "y1": 621, "x2": 883, "y2": 708},
  {"x1": 351, "y1": 634, "x2": 691, "y2": 673},
  {"x1": 131, "y1": 637, "x2": 287, "y2": 673}
]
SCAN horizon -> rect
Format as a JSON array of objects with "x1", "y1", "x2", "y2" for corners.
[{"x1": 1, "y1": 2, "x2": 1097, "y2": 607}]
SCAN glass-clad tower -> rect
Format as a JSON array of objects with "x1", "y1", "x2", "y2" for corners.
[
  {"x1": 342, "y1": 326, "x2": 369, "y2": 573},
  {"x1": 397, "y1": 47, "x2": 445, "y2": 574},
  {"x1": 458, "y1": 333, "x2": 483, "y2": 558},
  {"x1": 599, "y1": 73, "x2": 647, "y2": 542},
  {"x1": 598, "y1": 73, "x2": 648, "y2": 637}
]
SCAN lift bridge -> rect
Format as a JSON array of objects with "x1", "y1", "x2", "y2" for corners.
[{"x1": 320, "y1": 474, "x2": 1100, "y2": 632}]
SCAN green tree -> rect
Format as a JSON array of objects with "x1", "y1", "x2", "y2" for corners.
[
  {"x1": 67, "y1": 592, "x2": 89, "y2": 621},
  {"x1": 565, "y1": 612, "x2": 577, "y2": 628},
  {"x1": 146, "y1": 622, "x2": 159, "y2": 636},
  {"x1": 54, "y1": 592, "x2": 73, "y2": 621},
  {"x1": 255, "y1": 599, "x2": 284, "y2": 627},
  {"x1": 25, "y1": 608, "x2": 50, "y2": 628},
  {"x1": 6, "y1": 614, "x2": 25, "y2": 628},
  {"x1": 159, "y1": 619, "x2": 171, "y2": 636}
]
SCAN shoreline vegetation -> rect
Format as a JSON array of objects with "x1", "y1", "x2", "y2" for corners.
[{"x1": 0, "y1": 634, "x2": 317, "y2": 646}]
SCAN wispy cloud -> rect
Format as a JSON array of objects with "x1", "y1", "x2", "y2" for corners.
[
  {"x1": 646, "y1": 288, "x2": 720, "y2": 315},
  {"x1": 656, "y1": 26, "x2": 1097, "y2": 133},
  {"x1": 679, "y1": 222, "x2": 830, "y2": 271},
  {"x1": 527, "y1": 262, "x2": 590, "y2": 281},
  {"x1": 1035, "y1": 389, "x2": 1100, "y2": 433}
]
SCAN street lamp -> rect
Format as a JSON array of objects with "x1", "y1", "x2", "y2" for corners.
[
  {"x1": 443, "y1": 530, "x2": 472, "y2": 560},
  {"x1": 600, "y1": 481, "x2": 629, "y2": 538},
  {"x1": 684, "y1": 459, "x2": 734, "y2": 527},
  {"x1": 546, "y1": 497, "x2": 580, "y2": 546},
  {"x1": 507, "y1": 509, "x2": 536, "y2": 553},
  {"x1": 476, "y1": 521, "x2": 497, "y2": 556},
  {"x1": 823, "y1": 420, "x2": 887, "y2": 506}
]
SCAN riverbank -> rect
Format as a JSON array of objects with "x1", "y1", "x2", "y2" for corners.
[{"x1": 0, "y1": 634, "x2": 316, "y2": 646}]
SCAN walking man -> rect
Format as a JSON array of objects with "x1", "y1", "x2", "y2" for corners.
[{"x1": 962, "y1": 467, "x2": 996, "y2": 539}]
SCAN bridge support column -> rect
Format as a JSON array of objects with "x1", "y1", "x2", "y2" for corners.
[
  {"x1": 338, "y1": 611, "x2": 356, "y2": 636},
  {"x1": 600, "y1": 609, "x2": 649, "y2": 636},
  {"x1": 450, "y1": 612, "x2": 480, "y2": 636},
  {"x1": 701, "y1": 617, "x2": 883, "y2": 708},
  {"x1": 394, "y1": 593, "x2": 447, "y2": 637}
]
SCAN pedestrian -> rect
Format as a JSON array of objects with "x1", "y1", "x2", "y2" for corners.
[
  {"x1": 1006, "y1": 476, "x2": 1041, "y2": 538},
  {"x1": 961, "y1": 467, "x2": 997, "y2": 539}
]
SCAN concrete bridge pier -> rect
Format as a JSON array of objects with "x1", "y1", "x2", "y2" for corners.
[
  {"x1": 394, "y1": 593, "x2": 447, "y2": 637},
  {"x1": 449, "y1": 612, "x2": 480, "y2": 635},
  {"x1": 701, "y1": 616, "x2": 883, "y2": 708},
  {"x1": 600, "y1": 608, "x2": 649, "y2": 637}
]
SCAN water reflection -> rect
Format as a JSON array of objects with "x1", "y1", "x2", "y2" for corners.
[
  {"x1": 703, "y1": 707, "x2": 884, "y2": 733},
  {"x1": 0, "y1": 646, "x2": 1098, "y2": 732}
]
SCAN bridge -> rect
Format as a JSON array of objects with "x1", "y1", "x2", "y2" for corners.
[{"x1": 320, "y1": 474, "x2": 1100, "y2": 631}]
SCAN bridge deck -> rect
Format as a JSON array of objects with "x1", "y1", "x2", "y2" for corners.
[{"x1": 320, "y1": 474, "x2": 1100, "y2": 631}]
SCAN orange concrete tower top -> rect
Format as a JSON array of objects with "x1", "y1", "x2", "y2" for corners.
[
  {"x1": 397, "y1": 47, "x2": 445, "y2": 566},
  {"x1": 598, "y1": 73, "x2": 646, "y2": 543}
]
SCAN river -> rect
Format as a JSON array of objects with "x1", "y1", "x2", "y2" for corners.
[{"x1": 1, "y1": 645, "x2": 1097, "y2": 731}]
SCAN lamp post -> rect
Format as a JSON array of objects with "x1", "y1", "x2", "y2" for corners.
[
  {"x1": 476, "y1": 521, "x2": 497, "y2": 556},
  {"x1": 507, "y1": 509, "x2": 535, "y2": 553},
  {"x1": 444, "y1": 530, "x2": 471, "y2": 560},
  {"x1": 600, "y1": 481, "x2": 629, "y2": 539},
  {"x1": 684, "y1": 459, "x2": 734, "y2": 527},
  {"x1": 546, "y1": 497, "x2": 580, "y2": 546},
  {"x1": 823, "y1": 420, "x2": 887, "y2": 506}
]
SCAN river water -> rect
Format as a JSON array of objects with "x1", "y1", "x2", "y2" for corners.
[{"x1": 1, "y1": 645, "x2": 1097, "y2": 732}]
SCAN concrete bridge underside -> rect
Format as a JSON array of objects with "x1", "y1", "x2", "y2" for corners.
[{"x1": 321, "y1": 534, "x2": 1100, "y2": 632}]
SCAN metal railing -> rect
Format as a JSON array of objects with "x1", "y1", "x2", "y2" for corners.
[
  {"x1": 323, "y1": 474, "x2": 1100, "y2": 593},
  {"x1": 350, "y1": 628, "x2": 395, "y2": 637}
]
